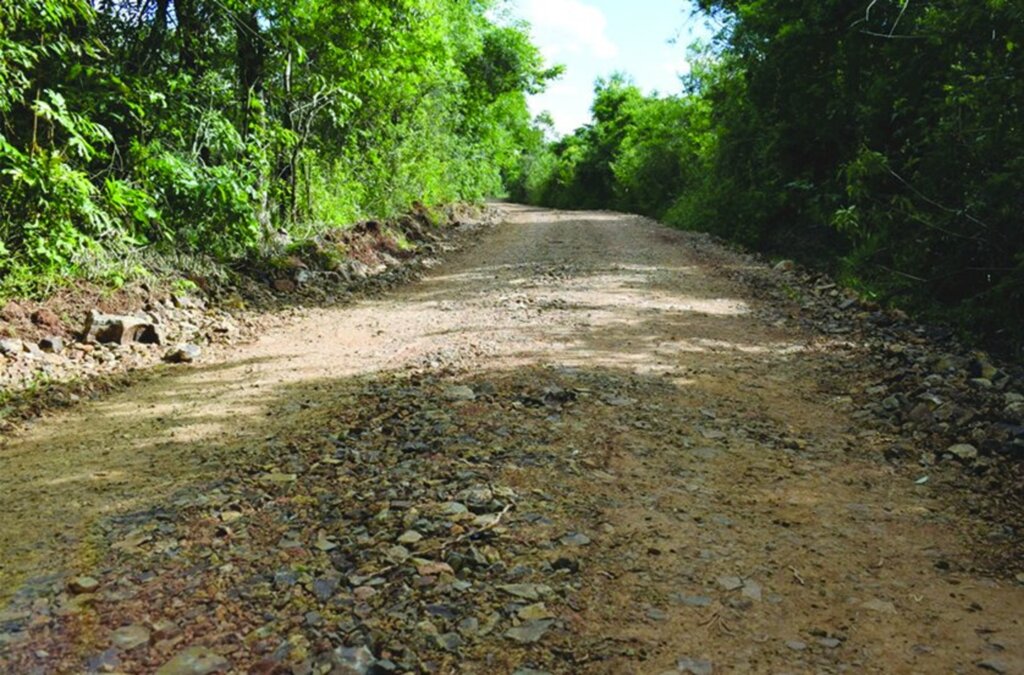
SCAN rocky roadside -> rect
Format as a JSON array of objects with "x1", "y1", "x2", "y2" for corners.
[
  {"x1": 644, "y1": 216, "x2": 1024, "y2": 574},
  {"x1": 0, "y1": 204, "x2": 502, "y2": 434}
]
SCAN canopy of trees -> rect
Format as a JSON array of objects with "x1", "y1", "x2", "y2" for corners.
[
  {"x1": 515, "y1": 0, "x2": 1024, "y2": 355},
  {"x1": 0, "y1": 0, "x2": 555, "y2": 293}
]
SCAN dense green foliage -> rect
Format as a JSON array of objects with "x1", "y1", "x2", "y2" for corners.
[
  {"x1": 516, "y1": 1, "x2": 1024, "y2": 355},
  {"x1": 0, "y1": 0, "x2": 554, "y2": 293}
]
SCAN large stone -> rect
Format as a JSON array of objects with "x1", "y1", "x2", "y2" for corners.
[
  {"x1": 328, "y1": 645, "x2": 376, "y2": 674},
  {"x1": 947, "y1": 443, "x2": 979, "y2": 461},
  {"x1": 155, "y1": 646, "x2": 229, "y2": 675},
  {"x1": 444, "y1": 385, "x2": 476, "y2": 402},
  {"x1": 39, "y1": 336, "x2": 64, "y2": 353},
  {"x1": 83, "y1": 310, "x2": 162, "y2": 346},
  {"x1": 677, "y1": 657, "x2": 714, "y2": 675},
  {"x1": 0, "y1": 338, "x2": 23, "y2": 356},
  {"x1": 165, "y1": 344, "x2": 202, "y2": 364},
  {"x1": 504, "y1": 619, "x2": 553, "y2": 644},
  {"x1": 110, "y1": 624, "x2": 151, "y2": 651},
  {"x1": 67, "y1": 576, "x2": 100, "y2": 594}
]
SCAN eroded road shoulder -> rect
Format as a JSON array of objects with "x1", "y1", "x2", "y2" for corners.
[{"x1": 1, "y1": 206, "x2": 1022, "y2": 674}]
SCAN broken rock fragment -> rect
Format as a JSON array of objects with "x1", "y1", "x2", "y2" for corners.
[{"x1": 83, "y1": 310, "x2": 163, "y2": 346}]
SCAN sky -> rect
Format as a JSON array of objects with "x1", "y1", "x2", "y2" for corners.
[{"x1": 504, "y1": 0, "x2": 717, "y2": 135}]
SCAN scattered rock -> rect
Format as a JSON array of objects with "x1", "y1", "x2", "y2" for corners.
[
  {"x1": 560, "y1": 532, "x2": 591, "y2": 546},
  {"x1": 717, "y1": 576, "x2": 743, "y2": 591},
  {"x1": 151, "y1": 619, "x2": 181, "y2": 642},
  {"x1": 261, "y1": 472, "x2": 298, "y2": 485},
  {"x1": 786, "y1": 640, "x2": 807, "y2": 651},
  {"x1": 741, "y1": 580, "x2": 762, "y2": 601},
  {"x1": 518, "y1": 603, "x2": 554, "y2": 621},
  {"x1": 155, "y1": 646, "x2": 229, "y2": 675},
  {"x1": 444, "y1": 385, "x2": 477, "y2": 401},
  {"x1": 677, "y1": 656, "x2": 714, "y2": 675},
  {"x1": 498, "y1": 583, "x2": 550, "y2": 601},
  {"x1": 504, "y1": 620, "x2": 553, "y2": 644},
  {"x1": 947, "y1": 443, "x2": 979, "y2": 461},
  {"x1": 67, "y1": 576, "x2": 100, "y2": 594},
  {"x1": 38, "y1": 336, "x2": 64, "y2": 353},
  {"x1": 675, "y1": 595, "x2": 712, "y2": 608},
  {"x1": 860, "y1": 598, "x2": 897, "y2": 614},
  {"x1": 164, "y1": 344, "x2": 202, "y2": 364},
  {"x1": 977, "y1": 659, "x2": 1009, "y2": 674},
  {"x1": 645, "y1": 607, "x2": 668, "y2": 621},
  {"x1": 311, "y1": 576, "x2": 339, "y2": 603},
  {"x1": 110, "y1": 624, "x2": 151, "y2": 651},
  {"x1": 85, "y1": 648, "x2": 121, "y2": 672}
]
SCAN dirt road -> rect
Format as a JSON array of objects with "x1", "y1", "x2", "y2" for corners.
[{"x1": 2, "y1": 205, "x2": 1022, "y2": 673}]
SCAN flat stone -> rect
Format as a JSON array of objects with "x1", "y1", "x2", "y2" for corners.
[
  {"x1": 458, "y1": 617, "x2": 480, "y2": 636},
  {"x1": 677, "y1": 656, "x2": 714, "y2": 674},
  {"x1": 155, "y1": 646, "x2": 229, "y2": 675},
  {"x1": 436, "y1": 632, "x2": 462, "y2": 652},
  {"x1": 947, "y1": 443, "x2": 979, "y2": 460},
  {"x1": 68, "y1": 576, "x2": 100, "y2": 594},
  {"x1": 444, "y1": 385, "x2": 476, "y2": 401},
  {"x1": 741, "y1": 580, "x2": 762, "y2": 601},
  {"x1": 786, "y1": 640, "x2": 807, "y2": 651},
  {"x1": 504, "y1": 620, "x2": 553, "y2": 644},
  {"x1": 386, "y1": 545, "x2": 410, "y2": 562},
  {"x1": 691, "y1": 447, "x2": 722, "y2": 461},
  {"x1": 111, "y1": 624, "x2": 151, "y2": 650},
  {"x1": 498, "y1": 583, "x2": 551, "y2": 601},
  {"x1": 416, "y1": 561, "x2": 454, "y2": 576},
  {"x1": 717, "y1": 576, "x2": 743, "y2": 592},
  {"x1": 818, "y1": 637, "x2": 842, "y2": 649},
  {"x1": 676, "y1": 595, "x2": 712, "y2": 608},
  {"x1": 260, "y1": 472, "x2": 298, "y2": 485},
  {"x1": 442, "y1": 501, "x2": 469, "y2": 515},
  {"x1": 85, "y1": 648, "x2": 121, "y2": 672},
  {"x1": 560, "y1": 532, "x2": 591, "y2": 546},
  {"x1": 151, "y1": 619, "x2": 181, "y2": 641},
  {"x1": 312, "y1": 576, "x2": 339, "y2": 603},
  {"x1": 646, "y1": 607, "x2": 668, "y2": 621},
  {"x1": 861, "y1": 598, "x2": 897, "y2": 614},
  {"x1": 397, "y1": 530, "x2": 423, "y2": 545}
]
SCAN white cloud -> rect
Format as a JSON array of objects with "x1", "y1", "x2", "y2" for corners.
[
  {"x1": 518, "y1": 0, "x2": 619, "y2": 62},
  {"x1": 528, "y1": 78, "x2": 595, "y2": 135}
]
